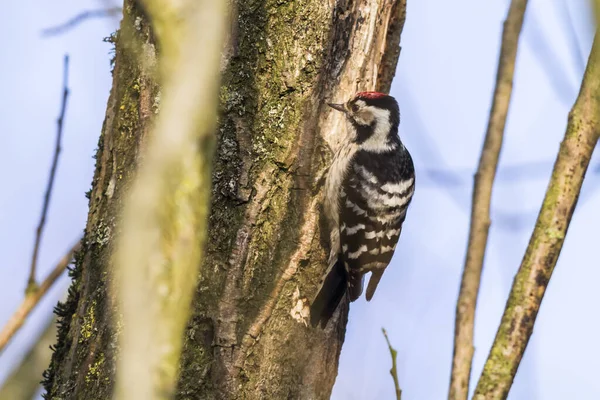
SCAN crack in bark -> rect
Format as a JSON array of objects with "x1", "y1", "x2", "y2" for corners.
[
  {"x1": 214, "y1": 167, "x2": 277, "y2": 387},
  {"x1": 235, "y1": 197, "x2": 321, "y2": 370}
]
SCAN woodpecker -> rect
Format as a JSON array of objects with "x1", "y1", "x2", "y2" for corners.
[{"x1": 310, "y1": 92, "x2": 415, "y2": 328}]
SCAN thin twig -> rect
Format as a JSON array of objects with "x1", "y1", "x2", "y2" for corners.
[
  {"x1": 449, "y1": 2, "x2": 529, "y2": 399},
  {"x1": 28, "y1": 55, "x2": 70, "y2": 292},
  {"x1": 382, "y1": 328, "x2": 402, "y2": 400},
  {"x1": 41, "y1": 8, "x2": 122, "y2": 37},
  {"x1": 472, "y1": 30, "x2": 600, "y2": 400},
  {"x1": 0, "y1": 242, "x2": 80, "y2": 354}
]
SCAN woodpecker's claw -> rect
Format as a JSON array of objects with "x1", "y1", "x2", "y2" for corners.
[{"x1": 327, "y1": 103, "x2": 347, "y2": 113}]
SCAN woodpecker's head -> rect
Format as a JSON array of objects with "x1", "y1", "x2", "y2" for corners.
[{"x1": 328, "y1": 92, "x2": 400, "y2": 152}]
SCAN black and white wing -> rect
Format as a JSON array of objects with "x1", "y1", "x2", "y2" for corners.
[{"x1": 339, "y1": 160, "x2": 414, "y2": 301}]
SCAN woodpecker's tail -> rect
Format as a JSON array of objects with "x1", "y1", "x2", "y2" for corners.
[
  {"x1": 310, "y1": 259, "x2": 347, "y2": 328},
  {"x1": 365, "y1": 268, "x2": 385, "y2": 301},
  {"x1": 310, "y1": 258, "x2": 363, "y2": 328}
]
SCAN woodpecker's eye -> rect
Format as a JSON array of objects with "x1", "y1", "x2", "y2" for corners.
[{"x1": 350, "y1": 103, "x2": 360, "y2": 113}]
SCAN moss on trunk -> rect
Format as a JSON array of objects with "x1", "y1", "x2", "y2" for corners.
[{"x1": 43, "y1": 1, "x2": 406, "y2": 399}]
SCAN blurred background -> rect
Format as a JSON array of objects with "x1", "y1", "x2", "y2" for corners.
[{"x1": 0, "y1": 0, "x2": 598, "y2": 399}]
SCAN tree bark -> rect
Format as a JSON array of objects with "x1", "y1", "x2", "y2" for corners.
[{"x1": 42, "y1": 1, "x2": 406, "y2": 399}]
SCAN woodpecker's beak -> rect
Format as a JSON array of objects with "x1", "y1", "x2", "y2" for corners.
[{"x1": 327, "y1": 103, "x2": 347, "y2": 113}]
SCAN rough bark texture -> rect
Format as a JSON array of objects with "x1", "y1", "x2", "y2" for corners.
[
  {"x1": 42, "y1": 1, "x2": 406, "y2": 399},
  {"x1": 449, "y1": 1, "x2": 528, "y2": 399},
  {"x1": 473, "y1": 30, "x2": 600, "y2": 400}
]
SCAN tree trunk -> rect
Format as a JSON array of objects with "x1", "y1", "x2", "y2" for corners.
[{"x1": 42, "y1": 1, "x2": 406, "y2": 399}]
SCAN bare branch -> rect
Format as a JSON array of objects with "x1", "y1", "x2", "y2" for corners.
[
  {"x1": 382, "y1": 328, "x2": 402, "y2": 400},
  {"x1": 41, "y1": 8, "x2": 122, "y2": 37},
  {"x1": 449, "y1": 2, "x2": 529, "y2": 399},
  {"x1": 0, "y1": 315, "x2": 56, "y2": 400},
  {"x1": 0, "y1": 242, "x2": 80, "y2": 354},
  {"x1": 472, "y1": 30, "x2": 600, "y2": 400},
  {"x1": 28, "y1": 55, "x2": 70, "y2": 292}
]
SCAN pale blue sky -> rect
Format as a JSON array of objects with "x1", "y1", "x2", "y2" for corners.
[{"x1": 1, "y1": 1, "x2": 598, "y2": 399}]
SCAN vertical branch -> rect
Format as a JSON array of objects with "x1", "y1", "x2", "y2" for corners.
[
  {"x1": 473, "y1": 30, "x2": 600, "y2": 400},
  {"x1": 382, "y1": 328, "x2": 402, "y2": 400},
  {"x1": 449, "y1": 2, "x2": 529, "y2": 399},
  {"x1": 113, "y1": 1, "x2": 229, "y2": 399},
  {"x1": 28, "y1": 55, "x2": 70, "y2": 291}
]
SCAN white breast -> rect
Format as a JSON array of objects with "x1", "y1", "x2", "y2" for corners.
[
  {"x1": 324, "y1": 141, "x2": 358, "y2": 262},
  {"x1": 325, "y1": 142, "x2": 358, "y2": 225}
]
